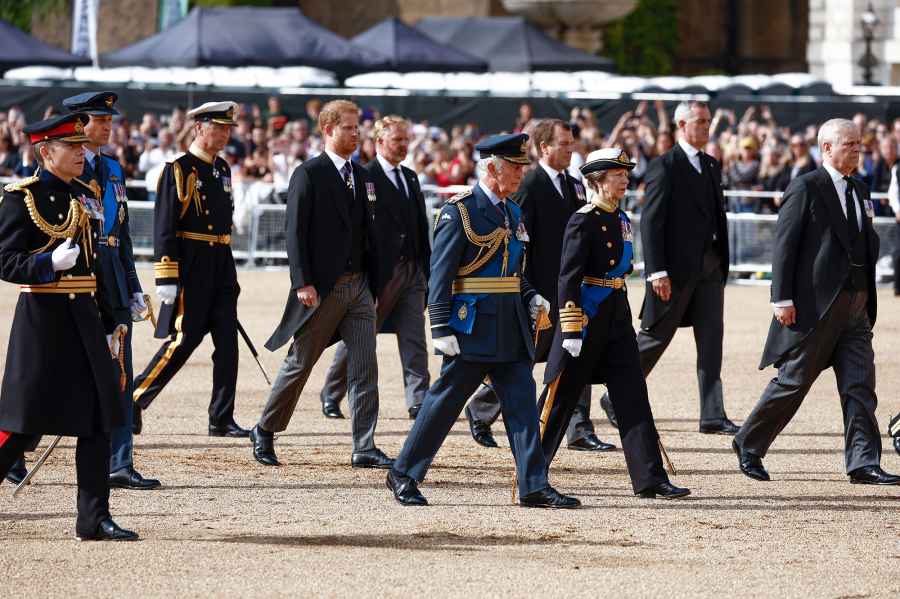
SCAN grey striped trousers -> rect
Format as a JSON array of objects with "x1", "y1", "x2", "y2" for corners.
[{"x1": 259, "y1": 272, "x2": 379, "y2": 452}]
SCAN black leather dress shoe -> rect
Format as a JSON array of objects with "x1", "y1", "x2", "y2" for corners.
[
  {"x1": 888, "y1": 413, "x2": 900, "y2": 456},
  {"x1": 733, "y1": 440, "x2": 770, "y2": 481},
  {"x1": 386, "y1": 470, "x2": 427, "y2": 506},
  {"x1": 699, "y1": 418, "x2": 740, "y2": 435},
  {"x1": 109, "y1": 466, "x2": 161, "y2": 490},
  {"x1": 849, "y1": 465, "x2": 900, "y2": 485},
  {"x1": 465, "y1": 406, "x2": 498, "y2": 448},
  {"x1": 132, "y1": 405, "x2": 143, "y2": 435},
  {"x1": 209, "y1": 420, "x2": 250, "y2": 438},
  {"x1": 76, "y1": 518, "x2": 139, "y2": 542},
  {"x1": 5, "y1": 457, "x2": 26, "y2": 485},
  {"x1": 408, "y1": 405, "x2": 421, "y2": 420},
  {"x1": 250, "y1": 425, "x2": 280, "y2": 466},
  {"x1": 520, "y1": 486, "x2": 581, "y2": 509},
  {"x1": 637, "y1": 481, "x2": 691, "y2": 499},
  {"x1": 599, "y1": 393, "x2": 618, "y2": 429},
  {"x1": 322, "y1": 402, "x2": 344, "y2": 419},
  {"x1": 568, "y1": 434, "x2": 616, "y2": 452},
  {"x1": 352, "y1": 448, "x2": 394, "y2": 469}
]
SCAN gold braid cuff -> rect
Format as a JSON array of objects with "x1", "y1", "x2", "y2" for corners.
[
  {"x1": 154, "y1": 256, "x2": 179, "y2": 279},
  {"x1": 559, "y1": 300, "x2": 586, "y2": 333}
]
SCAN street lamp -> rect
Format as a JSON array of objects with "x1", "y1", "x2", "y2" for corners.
[{"x1": 859, "y1": 2, "x2": 880, "y2": 85}]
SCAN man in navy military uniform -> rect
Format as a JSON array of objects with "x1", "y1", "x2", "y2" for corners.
[
  {"x1": 386, "y1": 133, "x2": 580, "y2": 509},
  {"x1": 0, "y1": 113, "x2": 137, "y2": 540},
  {"x1": 63, "y1": 91, "x2": 161, "y2": 491},
  {"x1": 133, "y1": 101, "x2": 249, "y2": 438}
]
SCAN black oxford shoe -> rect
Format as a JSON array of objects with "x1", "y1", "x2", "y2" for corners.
[
  {"x1": 5, "y1": 457, "x2": 26, "y2": 485},
  {"x1": 568, "y1": 434, "x2": 616, "y2": 452},
  {"x1": 519, "y1": 486, "x2": 581, "y2": 509},
  {"x1": 351, "y1": 448, "x2": 394, "y2": 469},
  {"x1": 322, "y1": 401, "x2": 344, "y2": 419},
  {"x1": 76, "y1": 518, "x2": 139, "y2": 542},
  {"x1": 465, "y1": 406, "x2": 498, "y2": 448},
  {"x1": 848, "y1": 465, "x2": 900, "y2": 485},
  {"x1": 209, "y1": 420, "x2": 250, "y2": 438},
  {"x1": 132, "y1": 405, "x2": 143, "y2": 435},
  {"x1": 699, "y1": 418, "x2": 740, "y2": 435},
  {"x1": 250, "y1": 425, "x2": 280, "y2": 466},
  {"x1": 733, "y1": 440, "x2": 770, "y2": 481},
  {"x1": 599, "y1": 393, "x2": 618, "y2": 429},
  {"x1": 637, "y1": 481, "x2": 691, "y2": 499},
  {"x1": 109, "y1": 466, "x2": 161, "y2": 490},
  {"x1": 386, "y1": 470, "x2": 427, "y2": 506},
  {"x1": 408, "y1": 405, "x2": 421, "y2": 420}
]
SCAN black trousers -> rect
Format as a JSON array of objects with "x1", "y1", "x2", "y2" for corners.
[
  {"x1": 0, "y1": 431, "x2": 111, "y2": 536},
  {"x1": 541, "y1": 312, "x2": 667, "y2": 494},
  {"x1": 133, "y1": 254, "x2": 239, "y2": 426}
]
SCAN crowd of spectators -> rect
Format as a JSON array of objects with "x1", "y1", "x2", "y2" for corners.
[{"x1": 0, "y1": 96, "x2": 898, "y2": 218}]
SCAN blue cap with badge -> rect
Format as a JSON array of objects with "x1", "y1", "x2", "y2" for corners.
[
  {"x1": 475, "y1": 133, "x2": 530, "y2": 165},
  {"x1": 62, "y1": 91, "x2": 120, "y2": 116}
]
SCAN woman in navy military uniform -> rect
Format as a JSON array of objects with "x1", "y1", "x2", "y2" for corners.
[
  {"x1": 541, "y1": 148, "x2": 691, "y2": 500},
  {"x1": 0, "y1": 113, "x2": 137, "y2": 540}
]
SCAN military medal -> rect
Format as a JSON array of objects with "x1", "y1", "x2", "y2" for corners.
[
  {"x1": 222, "y1": 176, "x2": 232, "y2": 194},
  {"x1": 118, "y1": 202, "x2": 125, "y2": 224},
  {"x1": 864, "y1": 199, "x2": 875, "y2": 218},
  {"x1": 366, "y1": 182, "x2": 376, "y2": 202},
  {"x1": 574, "y1": 182, "x2": 586, "y2": 203},
  {"x1": 457, "y1": 304, "x2": 468, "y2": 320},
  {"x1": 515, "y1": 221, "x2": 529, "y2": 242},
  {"x1": 621, "y1": 217, "x2": 633, "y2": 242}
]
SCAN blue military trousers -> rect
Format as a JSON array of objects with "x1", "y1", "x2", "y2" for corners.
[
  {"x1": 109, "y1": 323, "x2": 134, "y2": 473},
  {"x1": 393, "y1": 356, "x2": 549, "y2": 498}
]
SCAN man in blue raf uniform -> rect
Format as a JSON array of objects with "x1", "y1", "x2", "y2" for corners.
[
  {"x1": 133, "y1": 101, "x2": 249, "y2": 438},
  {"x1": 63, "y1": 91, "x2": 161, "y2": 491},
  {"x1": 0, "y1": 113, "x2": 137, "y2": 540},
  {"x1": 386, "y1": 133, "x2": 580, "y2": 509}
]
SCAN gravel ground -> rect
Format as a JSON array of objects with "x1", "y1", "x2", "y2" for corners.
[{"x1": 0, "y1": 270, "x2": 898, "y2": 598}]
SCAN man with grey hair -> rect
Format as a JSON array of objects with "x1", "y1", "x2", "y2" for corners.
[
  {"x1": 601, "y1": 100, "x2": 736, "y2": 434},
  {"x1": 733, "y1": 118, "x2": 900, "y2": 485}
]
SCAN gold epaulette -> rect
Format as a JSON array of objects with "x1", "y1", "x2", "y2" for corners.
[
  {"x1": 3, "y1": 175, "x2": 39, "y2": 193},
  {"x1": 154, "y1": 255, "x2": 179, "y2": 279},
  {"x1": 72, "y1": 176, "x2": 102, "y2": 199},
  {"x1": 446, "y1": 188, "x2": 473, "y2": 204},
  {"x1": 559, "y1": 301, "x2": 585, "y2": 333}
]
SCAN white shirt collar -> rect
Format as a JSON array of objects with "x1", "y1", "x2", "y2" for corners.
[
  {"x1": 478, "y1": 180, "x2": 503, "y2": 206},
  {"x1": 376, "y1": 153, "x2": 401, "y2": 177},
  {"x1": 84, "y1": 147, "x2": 98, "y2": 164},
  {"x1": 822, "y1": 161, "x2": 848, "y2": 186},
  {"x1": 678, "y1": 138, "x2": 701, "y2": 158},
  {"x1": 539, "y1": 160, "x2": 562, "y2": 180},
  {"x1": 325, "y1": 148, "x2": 350, "y2": 174}
]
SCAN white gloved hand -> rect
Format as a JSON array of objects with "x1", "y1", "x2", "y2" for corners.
[
  {"x1": 106, "y1": 333, "x2": 119, "y2": 359},
  {"x1": 562, "y1": 338, "x2": 583, "y2": 357},
  {"x1": 433, "y1": 334, "x2": 461, "y2": 356},
  {"x1": 51, "y1": 237, "x2": 80, "y2": 272},
  {"x1": 529, "y1": 294, "x2": 550, "y2": 320},
  {"x1": 156, "y1": 284, "x2": 177, "y2": 305},
  {"x1": 130, "y1": 292, "x2": 147, "y2": 321}
]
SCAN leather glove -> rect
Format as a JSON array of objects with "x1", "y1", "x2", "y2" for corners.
[
  {"x1": 433, "y1": 334, "x2": 460, "y2": 357},
  {"x1": 562, "y1": 338, "x2": 583, "y2": 357},
  {"x1": 156, "y1": 284, "x2": 177, "y2": 305},
  {"x1": 529, "y1": 294, "x2": 550, "y2": 321},
  {"x1": 130, "y1": 292, "x2": 147, "y2": 321},
  {"x1": 51, "y1": 237, "x2": 80, "y2": 272}
]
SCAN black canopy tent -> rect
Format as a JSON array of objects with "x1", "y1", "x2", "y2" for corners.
[
  {"x1": 0, "y1": 19, "x2": 90, "y2": 76},
  {"x1": 100, "y1": 7, "x2": 390, "y2": 79},
  {"x1": 351, "y1": 17, "x2": 487, "y2": 73},
  {"x1": 415, "y1": 16, "x2": 615, "y2": 73}
]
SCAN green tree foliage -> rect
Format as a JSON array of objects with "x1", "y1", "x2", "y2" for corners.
[
  {"x1": 0, "y1": 0, "x2": 65, "y2": 33},
  {"x1": 604, "y1": 0, "x2": 678, "y2": 76}
]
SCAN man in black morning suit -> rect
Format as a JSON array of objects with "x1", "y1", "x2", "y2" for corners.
[
  {"x1": 601, "y1": 101, "x2": 738, "y2": 434},
  {"x1": 465, "y1": 119, "x2": 616, "y2": 452},
  {"x1": 251, "y1": 100, "x2": 392, "y2": 469},
  {"x1": 319, "y1": 115, "x2": 431, "y2": 420},
  {"x1": 733, "y1": 118, "x2": 900, "y2": 485}
]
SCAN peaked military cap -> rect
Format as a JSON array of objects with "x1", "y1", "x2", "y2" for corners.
[
  {"x1": 62, "y1": 91, "x2": 119, "y2": 116},
  {"x1": 23, "y1": 113, "x2": 90, "y2": 144},
  {"x1": 187, "y1": 101, "x2": 238, "y2": 125},
  {"x1": 580, "y1": 148, "x2": 635, "y2": 175},
  {"x1": 475, "y1": 133, "x2": 530, "y2": 165}
]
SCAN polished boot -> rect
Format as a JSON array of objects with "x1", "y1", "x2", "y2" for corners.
[
  {"x1": 464, "y1": 405, "x2": 498, "y2": 448},
  {"x1": 637, "y1": 481, "x2": 691, "y2": 499},
  {"x1": 109, "y1": 466, "x2": 161, "y2": 490},
  {"x1": 76, "y1": 518, "x2": 139, "y2": 541},
  {"x1": 699, "y1": 417, "x2": 740, "y2": 435},
  {"x1": 519, "y1": 486, "x2": 581, "y2": 509},
  {"x1": 567, "y1": 434, "x2": 616, "y2": 452},
  {"x1": 209, "y1": 420, "x2": 250, "y2": 438},
  {"x1": 5, "y1": 457, "x2": 26, "y2": 485},
  {"x1": 351, "y1": 448, "x2": 394, "y2": 469},
  {"x1": 733, "y1": 439, "x2": 770, "y2": 481},
  {"x1": 848, "y1": 465, "x2": 900, "y2": 485},
  {"x1": 322, "y1": 401, "x2": 344, "y2": 419},
  {"x1": 408, "y1": 405, "x2": 421, "y2": 420},
  {"x1": 250, "y1": 425, "x2": 279, "y2": 466},
  {"x1": 386, "y1": 469, "x2": 427, "y2": 506}
]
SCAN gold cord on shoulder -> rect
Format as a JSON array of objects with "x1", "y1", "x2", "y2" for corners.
[
  {"x1": 454, "y1": 201, "x2": 511, "y2": 277},
  {"x1": 23, "y1": 190, "x2": 89, "y2": 255}
]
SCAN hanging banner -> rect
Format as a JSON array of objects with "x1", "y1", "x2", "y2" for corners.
[{"x1": 71, "y1": 0, "x2": 99, "y2": 65}]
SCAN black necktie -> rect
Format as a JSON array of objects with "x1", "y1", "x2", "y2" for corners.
[
  {"x1": 556, "y1": 172, "x2": 568, "y2": 202},
  {"x1": 93, "y1": 155, "x2": 101, "y2": 180},
  {"x1": 393, "y1": 167, "x2": 408, "y2": 200},
  {"x1": 843, "y1": 176, "x2": 860, "y2": 239}
]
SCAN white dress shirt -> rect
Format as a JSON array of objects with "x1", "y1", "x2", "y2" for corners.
[
  {"x1": 325, "y1": 148, "x2": 355, "y2": 191},
  {"x1": 539, "y1": 161, "x2": 565, "y2": 198},
  {"x1": 377, "y1": 153, "x2": 407, "y2": 197}
]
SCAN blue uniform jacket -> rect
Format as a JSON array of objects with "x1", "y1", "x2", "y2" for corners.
[
  {"x1": 82, "y1": 152, "x2": 142, "y2": 315},
  {"x1": 427, "y1": 184, "x2": 536, "y2": 362}
]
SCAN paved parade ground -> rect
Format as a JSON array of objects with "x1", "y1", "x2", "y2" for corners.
[{"x1": 0, "y1": 270, "x2": 898, "y2": 598}]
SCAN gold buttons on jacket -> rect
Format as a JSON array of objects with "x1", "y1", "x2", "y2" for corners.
[
  {"x1": 609, "y1": 259, "x2": 615, "y2": 265},
  {"x1": 58, "y1": 213, "x2": 64, "y2": 220},
  {"x1": 205, "y1": 210, "x2": 210, "y2": 215},
  {"x1": 601, "y1": 226, "x2": 607, "y2": 231},
  {"x1": 68, "y1": 293, "x2": 75, "y2": 300},
  {"x1": 606, "y1": 242, "x2": 613, "y2": 248},
  {"x1": 207, "y1": 224, "x2": 213, "y2": 231}
]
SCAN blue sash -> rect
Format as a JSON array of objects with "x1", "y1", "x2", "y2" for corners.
[{"x1": 579, "y1": 211, "x2": 633, "y2": 336}]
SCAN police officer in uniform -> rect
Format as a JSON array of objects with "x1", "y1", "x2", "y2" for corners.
[
  {"x1": 63, "y1": 91, "x2": 161, "y2": 490},
  {"x1": 541, "y1": 149, "x2": 690, "y2": 499},
  {"x1": 133, "y1": 102, "x2": 249, "y2": 438},
  {"x1": 0, "y1": 113, "x2": 138, "y2": 540},
  {"x1": 386, "y1": 134, "x2": 579, "y2": 508}
]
